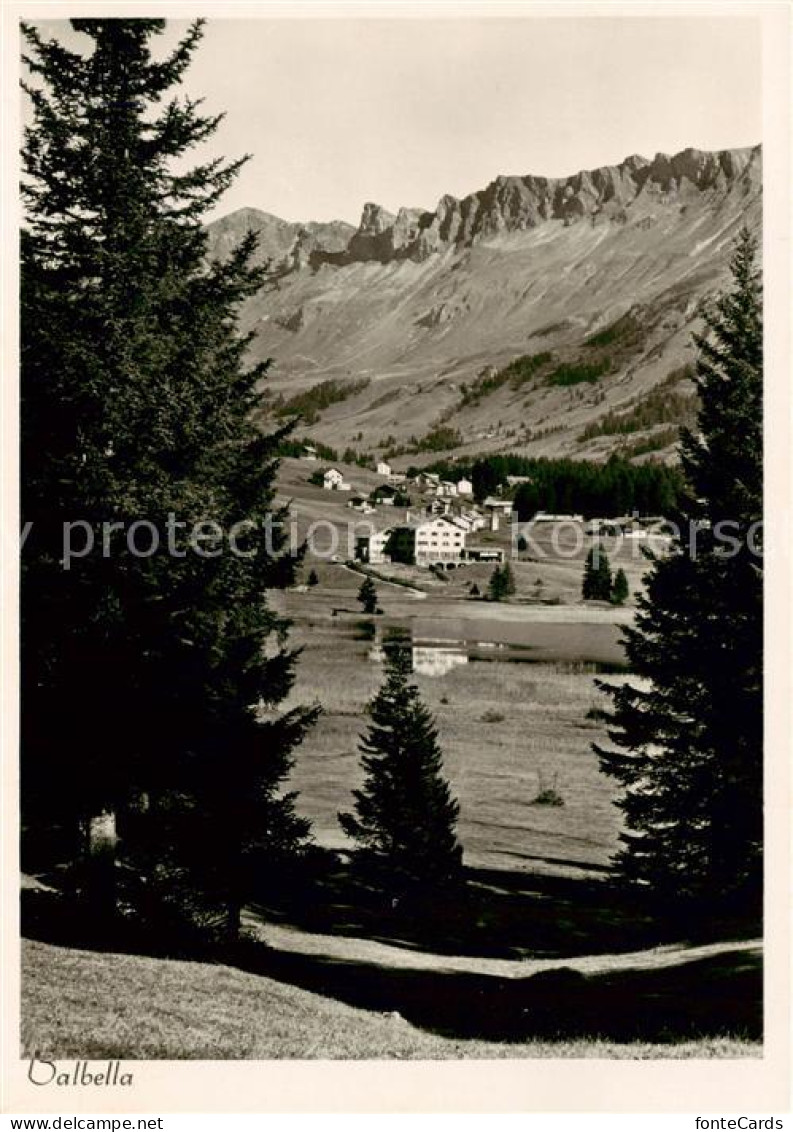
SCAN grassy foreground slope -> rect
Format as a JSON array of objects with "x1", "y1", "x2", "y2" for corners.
[{"x1": 22, "y1": 940, "x2": 760, "y2": 1060}]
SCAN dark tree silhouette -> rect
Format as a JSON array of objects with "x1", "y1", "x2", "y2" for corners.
[
  {"x1": 20, "y1": 18, "x2": 317, "y2": 940},
  {"x1": 611, "y1": 568, "x2": 629, "y2": 606},
  {"x1": 594, "y1": 229, "x2": 762, "y2": 915},
  {"x1": 357, "y1": 575, "x2": 378, "y2": 614},
  {"x1": 582, "y1": 547, "x2": 612, "y2": 600},
  {"x1": 339, "y1": 642, "x2": 462, "y2": 897},
  {"x1": 488, "y1": 562, "x2": 515, "y2": 601}
]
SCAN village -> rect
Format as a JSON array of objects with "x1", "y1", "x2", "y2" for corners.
[{"x1": 298, "y1": 444, "x2": 671, "y2": 574}]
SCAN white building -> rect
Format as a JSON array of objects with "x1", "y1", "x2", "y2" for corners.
[
  {"x1": 354, "y1": 529, "x2": 392, "y2": 565},
  {"x1": 463, "y1": 546, "x2": 505, "y2": 563},
  {"x1": 388, "y1": 516, "x2": 466, "y2": 567},
  {"x1": 483, "y1": 497, "x2": 514, "y2": 516},
  {"x1": 457, "y1": 478, "x2": 474, "y2": 496},
  {"x1": 462, "y1": 509, "x2": 487, "y2": 532},
  {"x1": 322, "y1": 467, "x2": 352, "y2": 492},
  {"x1": 415, "y1": 471, "x2": 441, "y2": 490},
  {"x1": 376, "y1": 461, "x2": 392, "y2": 477},
  {"x1": 347, "y1": 496, "x2": 375, "y2": 514}
]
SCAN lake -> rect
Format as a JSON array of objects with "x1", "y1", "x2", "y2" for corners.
[{"x1": 368, "y1": 616, "x2": 627, "y2": 676}]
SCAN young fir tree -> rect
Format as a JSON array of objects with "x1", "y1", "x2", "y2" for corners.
[
  {"x1": 488, "y1": 563, "x2": 511, "y2": 601},
  {"x1": 595, "y1": 549, "x2": 613, "y2": 600},
  {"x1": 611, "y1": 567, "x2": 629, "y2": 606},
  {"x1": 581, "y1": 548, "x2": 598, "y2": 600},
  {"x1": 500, "y1": 560, "x2": 517, "y2": 597},
  {"x1": 339, "y1": 641, "x2": 462, "y2": 895},
  {"x1": 20, "y1": 19, "x2": 318, "y2": 939},
  {"x1": 594, "y1": 228, "x2": 762, "y2": 915},
  {"x1": 582, "y1": 546, "x2": 612, "y2": 600},
  {"x1": 357, "y1": 575, "x2": 378, "y2": 614}
]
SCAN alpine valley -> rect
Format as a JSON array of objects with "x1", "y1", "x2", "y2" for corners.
[{"x1": 210, "y1": 144, "x2": 761, "y2": 466}]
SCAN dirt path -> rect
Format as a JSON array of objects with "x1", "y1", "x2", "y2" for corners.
[
  {"x1": 243, "y1": 911, "x2": 760, "y2": 979},
  {"x1": 338, "y1": 562, "x2": 428, "y2": 599}
]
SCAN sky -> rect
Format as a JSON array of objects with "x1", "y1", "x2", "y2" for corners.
[{"x1": 27, "y1": 16, "x2": 762, "y2": 226}]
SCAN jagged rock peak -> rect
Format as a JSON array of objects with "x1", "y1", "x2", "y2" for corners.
[
  {"x1": 358, "y1": 202, "x2": 397, "y2": 236},
  {"x1": 338, "y1": 144, "x2": 760, "y2": 265}
]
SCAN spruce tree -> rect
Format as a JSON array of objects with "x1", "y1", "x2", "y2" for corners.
[
  {"x1": 357, "y1": 575, "x2": 378, "y2": 614},
  {"x1": 500, "y1": 560, "x2": 517, "y2": 597},
  {"x1": 339, "y1": 641, "x2": 462, "y2": 895},
  {"x1": 582, "y1": 546, "x2": 611, "y2": 600},
  {"x1": 582, "y1": 548, "x2": 599, "y2": 600},
  {"x1": 20, "y1": 19, "x2": 317, "y2": 939},
  {"x1": 611, "y1": 567, "x2": 629, "y2": 606},
  {"x1": 594, "y1": 229, "x2": 762, "y2": 914},
  {"x1": 488, "y1": 564, "x2": 508, "y2": 601},
  {"x1": 595, "y1": 549, "x2": 613, "y2": 600}
]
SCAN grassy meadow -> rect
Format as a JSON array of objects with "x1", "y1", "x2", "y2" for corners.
[
  {"x1": 22, "y1": 940, "x2": 761, "y2": 1060},
  {"x1": 277, "y1": 561, "x2": 632, "y2": 876},
  {"x1": 22, "y1": 485, "x2": 763, "y2": 1060}
]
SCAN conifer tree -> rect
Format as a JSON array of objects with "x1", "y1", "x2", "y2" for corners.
[
  {"x1": 595, "y1": 549, "x2": 614, "y2": 600},
  {"x1": 594, "y1": 229, "x2": 762, "y2": 914},
  {"x1": 582, "y1": 548, "x2": 599, "y2": 600},
  {"x1": 582, "y1": 546, "x2": 612, "y2": 600},
  {"x1": 611, "y1": 567, "x2": 629, "y2": 606},
  {"x1": 488, "y1": 563, "x2": 514, "y2": 601},
  {"x1": 339, "y1": 641, "x2": 462, "y2": 894},
  {"x1": 500, "y1": 560, "x2": 517, "y2": 597},
  {"x1": 357, "y1": 575, "x2": 378, "y2": 614},
  {"x1": 20, "y1": 19, "x2": 317, "y2": 939}
]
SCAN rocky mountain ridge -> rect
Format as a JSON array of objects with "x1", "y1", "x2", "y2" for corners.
[
  {"x1": 206, "y1": 144, "x2": 761, "y2": 466},
  {"x1": 210, "y1": 145, "x2": 760, "y2": 272}
]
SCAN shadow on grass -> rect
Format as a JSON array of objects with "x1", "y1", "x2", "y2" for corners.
[
  {"x1": 246, "y1": 852, "x2": 761, "y2": 962},
  {"x1": 21, "y1": 855, "x2": 762, "y2": 1045},
  {"x1": 230, "y1": 936, "x2": 762, "y2": 1044}
]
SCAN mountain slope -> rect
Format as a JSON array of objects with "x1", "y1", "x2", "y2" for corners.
[{"x1": 208, "y1": 145, "x2": 761, "y2": 465}]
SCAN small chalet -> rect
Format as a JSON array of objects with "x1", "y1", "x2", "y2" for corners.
[
  {"x1": 371, "y1": 483, "x2": 399, "y2": 506},
  {"x1": 347, "y1": 496, "x2": 375, "y2": 514},
  {"x1": 415, "y1": 471, "x2": 441, "y2": 490},
  {"x1": 464, "y1": 547, "x2": 505, "y2": 563},
  {"x1": 322, "y1": 467, "x2": 350, "y2": 491},
  {"x1": 482, "y1": 497, "x2": 514, "y2": 516}
]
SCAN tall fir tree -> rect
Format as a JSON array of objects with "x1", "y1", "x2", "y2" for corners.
[
  {"x1": 582, "y1": 546, "x2": 612, "y2": 600},
  {"x1": 357, "y1": 575, "x2": 378, "y2": 615},
  {"x1": 500, "y1": 560, "x2": 517, "y2": 597},
  {"x1": 488, "y1": 562, "x2": 515, "y2": 602},
  {"x1": 582, "y1": 548, "x2": 599, "y2": 600},
  {"x1": 20, "y1": 18, "x2": 318, "y2": 939},
  {"x1": 611, "y1": 567, "x2": 629, "y2": 606},
  {"x1": 339, "y1": 641, "x2": 462, "y2": 895},
  {"x1": 594, "y1": 228, "x2": 762, "y2": 915}
]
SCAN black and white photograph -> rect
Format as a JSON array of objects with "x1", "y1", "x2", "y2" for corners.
[{"x1": 4, "y1": 0, "x2": 791, "y2": 1115}]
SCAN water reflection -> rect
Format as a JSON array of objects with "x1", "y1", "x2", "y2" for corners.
[
  {"x1": 366, "y1": 623, "x2": 626, "y2": 677},
  {"x1": 367, "y1": 627, "x2": 468, "y2": 677}
]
